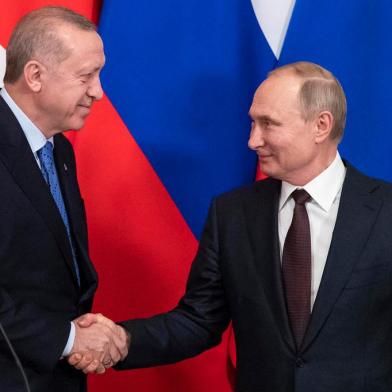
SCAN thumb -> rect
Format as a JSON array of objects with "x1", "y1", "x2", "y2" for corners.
[{"x1": 76, "y1": 313, "x2": 99, "y2": 328}]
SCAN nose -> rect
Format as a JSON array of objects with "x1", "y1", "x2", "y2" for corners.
[
  {"x1": 87, "y1": 75, "x2": 104, "y2": 101},
  {"x1": 248, "y1": 124, "x2": 265, "y2": 151}
]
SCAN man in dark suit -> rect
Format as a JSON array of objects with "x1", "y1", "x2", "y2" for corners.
[
  {"x1": 74, "y1": 61, "x2": 392, "y2": 391},
  {"x1": 0, "y1": 6, "x2": 128, "y2": 391}
]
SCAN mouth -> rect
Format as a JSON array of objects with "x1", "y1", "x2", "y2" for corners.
[
  {"x1": 77, "y1": 105, "x2": 91, "y2": 115},
  {"x1": 257, "y1": 153, "x2": 273, "y2": 159}
]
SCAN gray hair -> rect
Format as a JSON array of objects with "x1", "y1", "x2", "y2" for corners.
[
  {"x1": 269, "y1": 61, "x2": 347, "y2": 141},
  {"x1": 4, "y1": 6, "x2": 96, "y2": 83}
]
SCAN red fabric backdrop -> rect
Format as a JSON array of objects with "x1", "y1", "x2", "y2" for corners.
[{"x1": 0, "y1": 1, "x2": 233, "y2": 391}]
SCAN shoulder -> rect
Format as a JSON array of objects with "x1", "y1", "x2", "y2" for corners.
[
  {"x1": 213, "y1": 177, "x2": 280, "y2": 208},
  {"x1": 345, "y1": 160, "x2": 392, "y2": 187},
  {"x1": 344, "y1": 160, "x2": 392, "y2": 199},
  {"x1": 0, "y1": 95, "x2": 21, "y2": 133}
]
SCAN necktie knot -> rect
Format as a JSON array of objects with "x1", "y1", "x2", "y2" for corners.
[
  {"x1": 292, "y1": 189, "x2": 311, "y2": 205},
  {"x1": 37, "y1": 141, "x2": 55, "y2": 176},
  {"x1": 38, "y1": 141, "x2": 54, "y2": 160}
]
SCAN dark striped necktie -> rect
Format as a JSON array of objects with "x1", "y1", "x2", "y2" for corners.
[{"x1": 282, "y1": 189, "x2": 311, "y2": 348}]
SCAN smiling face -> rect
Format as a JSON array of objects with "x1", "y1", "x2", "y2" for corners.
[
  {"x1": 248, "y1": 73, "x2": 329, "y2": 185},
  {"x1": 34, "y1": 24, "x2": 105, "y2": 136}
]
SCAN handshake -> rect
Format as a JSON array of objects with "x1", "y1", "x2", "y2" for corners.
[{"x1": 67, "y1": 313, "x2": 130, "y2": 374}]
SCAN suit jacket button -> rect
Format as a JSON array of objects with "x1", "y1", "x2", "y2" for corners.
[{"x1": 295, "y1": 358, "x2": 305, "y2": 368}]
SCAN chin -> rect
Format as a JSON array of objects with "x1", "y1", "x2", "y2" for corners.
[
  {"x1": 259, "y1": 164, "x2": 274, "y2": 178},
  {"x1": 68, "y1": 120, "x2": 86, "y2": 131}
]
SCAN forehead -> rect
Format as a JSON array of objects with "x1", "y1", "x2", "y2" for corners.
[
  {"x1": 249, "y1": 74, "x2": 302, "y2": 117},
  {"x1": 57, "y1": 25, "x2": 105, "y2": 69},
  {"x1": 257, "y1": 74, "x2": 301, "y2": 101}
]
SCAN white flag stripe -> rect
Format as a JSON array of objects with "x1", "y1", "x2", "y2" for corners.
[
  {"x1": 251, "y1": 0, "x2": 296, "y2": 59},
  {"x1": 0, "y1": 45, "x2": 5, "y2": 88}
]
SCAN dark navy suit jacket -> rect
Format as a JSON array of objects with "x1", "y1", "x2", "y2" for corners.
[
  {"x1": 0, "y1": 95, "x2": 97, "y2": 392},
  {"x1": 118, "y1": 160, "x2": 392, "y2": 392}
]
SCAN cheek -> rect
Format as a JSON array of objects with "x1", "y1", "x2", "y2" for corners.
[
  {"x1": 271, "y1": 140, "x2": 304, "y2": 167},
  {"x1": 67, "y1": 95, "x2": 84, "y2": 112},
  {"x1": 60, "y1": 85, "x2": 86, "y2": 106},
  {"x1": 286, "y1": 141, "x2": 316, "y2": 169},
  {"x1": 268, "y1": 137, "x2": 289, "y2": 158}
]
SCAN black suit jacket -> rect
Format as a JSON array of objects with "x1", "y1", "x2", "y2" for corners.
[
  {"x1": 118, "y1": 162, "x2": 392, "y2": 392},
  {"x1": 0, "y1": 96, "x2": 97, "y2": 391}
]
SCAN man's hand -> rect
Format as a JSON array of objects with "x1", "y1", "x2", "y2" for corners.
[{"x1": 67, "y1": 313, "x2": 130, "y2": 374}]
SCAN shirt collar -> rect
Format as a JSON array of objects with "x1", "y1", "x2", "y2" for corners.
[
  {"x1": 279, "y1": 153, "x2": 346, "y2": 212},
  {"x1": 0, "y1": 87, "x2": 53, "y2": 154}
]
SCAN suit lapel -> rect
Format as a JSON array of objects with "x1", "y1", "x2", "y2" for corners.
[
  {"x1": 301, "y1": 164, "x2": 383, "y2": 352},
  {"x1": 54, "y1": 135, "x2": 98, "y2": 291},
  {"x1": 244, "y1": 179, "x2": 296, "y2": 352},
  {"x1": 0, "y1": 97, "x2": 78, "y2": 287}
]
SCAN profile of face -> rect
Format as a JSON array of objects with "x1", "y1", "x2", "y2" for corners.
[
  {"x1": 34, "y1": 24, "x2": 105, "y2": 136},
  {"x1": 248, "y1": 74, "x2": 322, "y2": 185}
]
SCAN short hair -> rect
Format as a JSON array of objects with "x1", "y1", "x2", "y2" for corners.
[
  {"x1": 269, "y1": 61, "x2": 347, "y2": 141},
  {"x1": 4, "y1": 6, "x2": 96, "y2": 83}
]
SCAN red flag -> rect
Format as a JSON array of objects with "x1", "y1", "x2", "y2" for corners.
[{"x1": 0, "y1": 2, "x2": 233, "y2": 391}]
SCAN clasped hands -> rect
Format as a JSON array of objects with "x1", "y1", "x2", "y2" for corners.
[{"x1": 67, "y1": 313, "x2": 130, "y2": 374}]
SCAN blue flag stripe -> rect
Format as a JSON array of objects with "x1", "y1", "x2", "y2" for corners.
[
  {"x1": 99, "y1": 0, "x2": 277, "y2": 237},
  {"x1": 280, "y1": 0, "x2": 392, "y2": 181}
]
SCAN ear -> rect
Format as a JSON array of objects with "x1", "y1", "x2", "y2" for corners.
[
  {"x1": 23, "y1": 60, "x2": 46, "y2": 92},
  {"x1": 314, "y1": 111, "x2": 333, "y2": 143}
]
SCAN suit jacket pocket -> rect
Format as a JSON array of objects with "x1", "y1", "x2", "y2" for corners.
[{"x1": 344, "y1": 264, "x2": 389, "y2": 289}]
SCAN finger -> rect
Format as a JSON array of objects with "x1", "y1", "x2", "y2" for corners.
[
  {"x1": 95, "y1": 314, "x2": 119, "y2": 334},
  {"x1": 82, "y1": 359, "x2": 102, "y2": 374},
  {"x1": 68, "y1": 353, "x2": 81, "y2": 366},
  {"x1": 120, "y1": 328, "x2": 131, "y2": 360},
  {"x1": 102, "y1": 355, "x2": 113, "y2": 369},
  {"x1": 95, "y1": 313, "x2": 110, "y2": 324},
  {"x1": 96, "y1": 314, "x2": 127, "y2": 336},
  {"x1": 95, "y1": 364, "x2": 106, "y2": 374},
  {"x1": 112, "y1": 326, "x2": 130, "y2": 360},
  {"x1": 73, "y1": 353, "x2": 95, "y2": 370},
  {"x1": 103, "y1": 330, "x2": 124, "y2": 364},
  {"x1": 108, "y1": 343, "x2": 121, "y2": 365}
]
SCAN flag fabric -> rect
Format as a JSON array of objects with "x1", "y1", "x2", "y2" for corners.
[
  {"x1": 1, "y1": 1, "x2": 392, "y2": 392},
  {"x1": 278, "y1": 0, "x2": 392, "y2": 181},
  {"x1": 0, "y1": 1, "x2": 277, "y2": 391},
  {"x1": 80, "y1": 1, "x2": 277, "y2": 390}
]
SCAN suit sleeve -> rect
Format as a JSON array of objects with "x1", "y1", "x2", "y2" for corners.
[{"x1": 116, "y1": 198, "x2": 231, "y2": 369}]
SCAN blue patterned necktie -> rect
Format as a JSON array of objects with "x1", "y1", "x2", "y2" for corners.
[{"x1": 37, "y1": 141, "x2": 80, "y2": 286}]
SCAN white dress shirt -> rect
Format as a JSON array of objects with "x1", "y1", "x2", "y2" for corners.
[
  {"x1": 0, "y1": 87, "x2": 75, "y2": 356},
  {"x1": 278, "y1": 153, "x2": 346, "y2": 308}
]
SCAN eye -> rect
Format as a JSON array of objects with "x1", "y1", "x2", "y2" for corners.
[
  {"x1": 80, "y1": 73, "x2": 93, "y2": 83},
  {"x1": 262, "y1": 119, "x2": 271, "y2": 128}
]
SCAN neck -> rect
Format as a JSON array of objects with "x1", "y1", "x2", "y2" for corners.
[{"x1": 4, "y1": 82, "x2": 53, "y2": 138}]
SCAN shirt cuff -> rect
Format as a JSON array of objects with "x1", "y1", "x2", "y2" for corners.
[{"x1": 62, "y1": 321, "x2": 75, "y2": 357}]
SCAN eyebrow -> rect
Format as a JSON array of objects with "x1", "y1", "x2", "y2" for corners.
[
  {"x1": 78, "y1": 64, "x2": 104, "y2": 75},
  {"x1": 249, "y1": 113, "x2": 282, "y2": 126}
]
